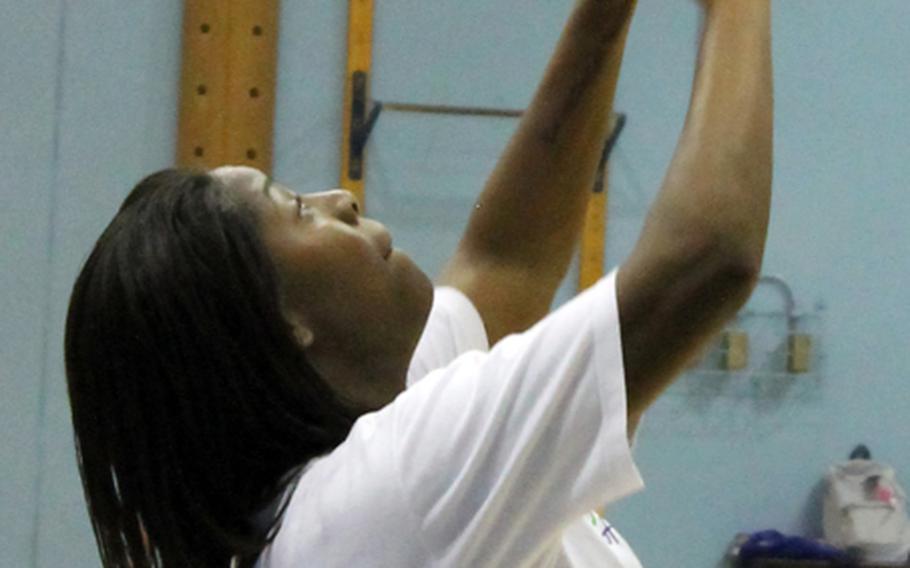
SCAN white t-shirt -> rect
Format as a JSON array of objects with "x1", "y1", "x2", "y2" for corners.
[{"x1": 257, "y1": 270, "x2": 644, "y2": 567}]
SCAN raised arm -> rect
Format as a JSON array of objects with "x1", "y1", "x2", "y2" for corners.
[
  {"x1": 438, "y1": 0, "x2": 637, "y2": 345},
  {"x1": 617, "y1": 0, "x2": 773, "y2": 427}
]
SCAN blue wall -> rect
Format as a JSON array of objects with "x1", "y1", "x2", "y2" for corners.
[
  {"x1": 2, "y1": 1, "x2": 907, "y2": 566},
  {"x1": 1, "y1": 2, "x2": 183, "y2": 565}
]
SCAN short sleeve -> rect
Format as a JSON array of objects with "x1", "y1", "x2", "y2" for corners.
[
  {"x1": 406, "y1": 286, "x2": 489, "y2": 387},
  {"x1": 388, "y1": 270, "x2": 644, "y2": 567}
]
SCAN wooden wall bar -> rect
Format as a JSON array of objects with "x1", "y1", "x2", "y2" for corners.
[{"x1": 176, "y1": 0, "x2": 280, "y2": 173}]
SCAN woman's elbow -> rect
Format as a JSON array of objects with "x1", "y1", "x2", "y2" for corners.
[{"x1": 699, "y1": 237, "x2": 764, "y2": 313}]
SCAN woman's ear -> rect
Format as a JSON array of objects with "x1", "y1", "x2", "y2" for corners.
[
  {"x1": 284, "y1": 306, "x2": 316, "y2": 348},
  {"x1": 293, "y1": 325, "x2": 315, "y2": 348}
]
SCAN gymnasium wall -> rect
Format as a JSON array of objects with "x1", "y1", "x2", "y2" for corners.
[
  {"x1": 2, "y1": 2, "x2": 184, "y2": 566},
  {"x1": 2, "y1": 1, "x2": 906, "y2": 566}
]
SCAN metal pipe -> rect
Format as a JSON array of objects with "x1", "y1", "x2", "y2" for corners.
[
  {"x1": 379, "y1": 101, "x2": 524, "y2": 118},
  {"x1": 757, "y1": 275, "x2": 797, "y2": 331}
]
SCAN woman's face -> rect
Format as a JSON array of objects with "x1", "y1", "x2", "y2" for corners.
[{"x1": 211, "y1": 166, "x2": 433, "y2": 409}]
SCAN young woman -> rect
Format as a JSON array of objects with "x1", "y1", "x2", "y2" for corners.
[{"x1": 65, "y1": 0, "x2": 772, "y2": 565}]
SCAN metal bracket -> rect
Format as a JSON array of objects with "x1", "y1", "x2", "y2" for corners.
[
  {"x1": 348, "y1": 71, "x2": 383, "y2": 180},
  {"x1": 593, "y1": 113, "x2": 627, "y2": 194}
]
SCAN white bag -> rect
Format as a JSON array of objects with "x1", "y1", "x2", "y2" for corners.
[{"x1": 822, "y1": 451, "x2": 910, "y2": 563}]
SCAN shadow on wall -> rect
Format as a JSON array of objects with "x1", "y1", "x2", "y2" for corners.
[{"x1": 797, "y1": 479, "x2": 828, "y2": 539}]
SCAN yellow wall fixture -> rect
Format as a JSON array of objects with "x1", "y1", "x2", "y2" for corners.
[
  {"x1": 788, "y1": 334, "x2": 813, "y2": 373},
  {"x1": 722, "y1": 331, "x2": 750, "y2": 371},
  {"x1": 340, "y1": 0, "x2": 375, "y2": 210},
  {"x1": 579, "y1": 189, "x2": 609, "y2": 290},
  {"x1": 579, "y1": 113, "x2": 625, "y2": 291},
  {"x1": 176, "y1": 0, "x2": 280, "y2": 173}
]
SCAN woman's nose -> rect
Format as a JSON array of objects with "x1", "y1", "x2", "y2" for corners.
[
  {"x1": 314, "y1": 189, "x2": 360, "y2": 223},
  {"x1": 334, "y1": 189, "x2": 360, "y2": 223}
]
